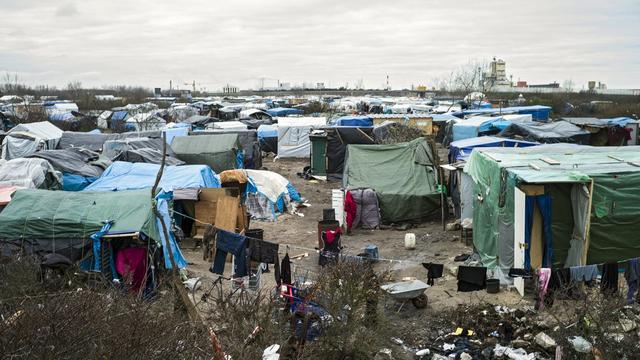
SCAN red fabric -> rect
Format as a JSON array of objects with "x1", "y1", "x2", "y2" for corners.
[
  {"x1": 344, "y1": 191, "x2": 357, "y2": 231},
  {"x1": 323, "y1": 229, "x2": 341, "y2": 245},
  {"x1": 115, "y1": 247, "x2": 147, "y2": 292}
]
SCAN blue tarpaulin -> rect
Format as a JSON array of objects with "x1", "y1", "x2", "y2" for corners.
[
  {"x1": 266, "y1": 107, "x2": 303, "y2": 117},
  {"x1": 83, "y1": 161, "x2": 219, "y2": 192},
  {"x1": 452, "y1": 105, "x2": 552, "y2": 121},
  {"x1": 257, "y1": 124, "x2": 278, "y2": 139},
  {"x1": 332, "y1": 115, "x2": 373, "y2": 127},
  {"x1": 448, "y1": 136, "x2": 538, "y2": 162}
]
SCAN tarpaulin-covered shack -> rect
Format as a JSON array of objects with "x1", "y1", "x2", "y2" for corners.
[
  {"x1": 343, "y1": 138, "x2": 440, "y2": 223},
  {"x1": 191, "y1": 130, "x2": 262, "y2": 169},
  {"x1": 2, "y1": 121, "x2": 63, "y2": 160},
  {"x1": 277, "y1": 117, "x2": 326, "y2": 158},
  {"x1": 498, "y1": 121, "x2": 590, "y2": 144},
  {"x1": 465, "y1": 145, "x2": 640, "y2": 281},
  {"x1": 171, "y1": 134, "x2": 242, "y2": 173},
  {"x1": 57, "y1": 130, "x2": 161, "y2": 152},
  {"x1": 0, "y1": 189, "x2": 160, "y2": 263},
  {"x1": 27, "y1": 148, "x2": 111, "y2": 191},
  {"x1": 313, "y1": 127, "x2": 376, "y2": 180},
  {"x1": 561, "y1": 117, "x2": 638, "y2": 146}
]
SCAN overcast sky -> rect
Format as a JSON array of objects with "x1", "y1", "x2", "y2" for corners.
[{"x1": 0, "y1": 0, "x2": 638, "y2": 91}]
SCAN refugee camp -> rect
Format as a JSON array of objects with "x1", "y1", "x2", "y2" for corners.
[{"x1": 1, "y1": 1, "x2": 640, "y2": 359}]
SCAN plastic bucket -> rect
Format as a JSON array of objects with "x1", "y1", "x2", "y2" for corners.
[{"x1": 486, "y1": 279, "x2": 500, "y2": 294}]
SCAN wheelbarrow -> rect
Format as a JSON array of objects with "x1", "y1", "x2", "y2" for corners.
[{"x1": 380, "y1": 280, "x2": 429, "y2": 311}]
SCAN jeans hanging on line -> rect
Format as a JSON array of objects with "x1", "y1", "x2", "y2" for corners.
[{"x1": 210, "y1": 230, "x2": 248, "y2": 278}]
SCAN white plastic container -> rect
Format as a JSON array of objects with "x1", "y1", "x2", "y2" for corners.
[{"x1": 404, "y1": 233, "x2": 416, "y2": 250}]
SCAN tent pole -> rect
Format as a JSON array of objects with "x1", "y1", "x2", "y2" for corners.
[{"x1": 581, "y1": 179, "x2": 595, "y2": 266}]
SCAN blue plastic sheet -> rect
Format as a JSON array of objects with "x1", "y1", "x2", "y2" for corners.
[
  {"x1": 333, "y1": 116, "x2": 373, "y2": 127},
  {"x1": 448, "y1": 136, "x2": 538, "y2": 162},
  {"x1": 266, "y1": 107, "x2": 303, "y2": 117},
  {"x1": 83, "y1": 161, "x2": 219, "y2": 192},
  {"x1": 156, "y1": 191, "x2": 187, "y2": 269},
  {"x1": 62, "y1": 173, "x2": 97, "y2": 191}
]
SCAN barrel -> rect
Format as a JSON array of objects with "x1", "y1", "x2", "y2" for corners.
[
  {"x1": 317, "y1": 220, "x2": 340, "y2": 249},
  {"x1": 322, "y1": 208, "x2": 336, "y2": 221},
  {"x1": 486, "y1": 279, "x2": 500, "y2": 294}
]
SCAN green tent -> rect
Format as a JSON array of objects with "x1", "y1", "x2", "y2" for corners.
[
  {"x1": 0, "y1": 189, "x2": 159, "y2": 261},
  {"x1": 171, "y1": 134, "x2": 240, "y2": 173},
  {"x1": 465, "y1": 144, "x2": 640, "y2": 269},
  {"x1": 343, "y1": 138, "x2": 440, "y2": 223}
]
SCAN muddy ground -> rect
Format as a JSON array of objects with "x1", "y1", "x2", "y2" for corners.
[{"x1": 182, "y1": 156, "x2": 527, "y2": 312}]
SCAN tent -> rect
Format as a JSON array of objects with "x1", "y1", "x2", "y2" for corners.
[
  {"x1": 451, "y1": 105, "x2": 552, "y2": 121},
  {"x1": 27, "y1": 148, "x2": 111, "y2": 191},
  {"x1": 83, "y1": 161, "x2": 219, "y2": 194},
  {"x1": 191, "y1": 130, "x2": 262, "y2": 169},
  {"x1": 451, "y1": 114, "x2": 532, "y2": 142},
  {"x1": 57, "y1": 130, "x2": 162, "y2": 152},
  {"x1": 103, "y1": 137, "x2": 176, "y2": 160},
  {"x1": 207, "y1": 121, "x2": 248, "y2": 131},
  {"x1": 332, "y1": 115, "x2": 373, "y2": 127},
  {"x1": 0, "y1": 188, "x2": 186, "y2": 270},
  {"x1": 0, "y1": 158, "x2": 61, "y2": 189},
  {"x1": 561, "y1": 117, "x2": 638, "y2": 146},
  {"x1": 171, "y1": 134, "x2": 242, "y2": 173},
  {"x1": 266, "y1": 107, "x2": 303, "y2": 117},
  {"x1": 2, "y1": 121, "x2": 63, "y2": 160},
  {"x1": 244, "y1": 169, "x2": 302, "y2": 220},
  {"x1": 277, "y1": 117, "x2": 327, "y2": 158},
  {"x1": 465, "y1": 145, "x2": 640, "y2": 277},
  {"x1": 343, "y1": 138, "x2": 440, "y2": 223},
  {"x1": 498, "y1": 121, "x2": 591, "y2": 144}
]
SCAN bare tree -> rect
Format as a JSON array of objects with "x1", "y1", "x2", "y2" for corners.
[
  {"x1": 562, "y1": 79, "x2": 576, "y2": 93},
  {"x1": 450, "y1": 59, "x2": 494, "y2": 95}
]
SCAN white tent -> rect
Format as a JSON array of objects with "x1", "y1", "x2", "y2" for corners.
[
  {"x1": 0, "y1": 158, "x2": 61, "y2": 189},
  {"x1": 276, "y1": 117, "x2": 326, "y2": 158},
  {"x1": 1, "y1": 121, "x2": 63, "y2": 160},
  {"x1": 209, "y1": 121, "x2": 248, "y2": 131}
]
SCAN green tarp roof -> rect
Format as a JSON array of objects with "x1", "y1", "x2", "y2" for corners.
[
  {"x1": 344, "y1": 138, "x2": 440, "y2": 223},
  {"x1": 0, "y1": 189, "x2": 159, "y2": 241}
]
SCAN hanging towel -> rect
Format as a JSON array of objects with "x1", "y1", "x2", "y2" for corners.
[{"x1": 569, "y1": 265, "x2": 599, "y2": 282}]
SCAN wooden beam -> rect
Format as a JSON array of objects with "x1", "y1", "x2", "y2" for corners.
[{"x1": 540, "y1": 157, "x2": 560, "y2": 165}]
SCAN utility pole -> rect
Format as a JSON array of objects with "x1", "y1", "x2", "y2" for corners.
[{"x1": 169, "y1": 80, "x2": 172, "y2": 96}]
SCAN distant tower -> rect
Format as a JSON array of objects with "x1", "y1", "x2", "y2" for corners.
[{"x1": 386, "y1": 75, "x2": 390, "y2": 90}]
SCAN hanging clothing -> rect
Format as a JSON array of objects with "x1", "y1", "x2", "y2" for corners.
[
  {"x1": 344, "y1": 190, "x2": 357, "y2": 232},
  {"x1": 509, "y1": 268, "x2": 533, "y2": 278},
  {"x1": 209, "y1": 230, "x2": 248, "y2": 278},
  {"x1": 115, "y1": 247, "x2": 148, "y2": 292},
  {"x1": 422, "y1": 263, "x2": 444, "y2": 286},
  {"x1": 280, "y1": 253, "x2": 292, "y2": 286},
  {"x1": 457, "y1": 266, "x2": 487, "y2": 292},
  {"x1": 600, "y1": 262, "x2": 619, "y2": 295},
  {"x1": 545, "y1": 268, "x2": 571, "y2": 307},
  {"x1": 624, "y1": 259, "x2": 640, "y2": 303},
  {"x1": 537, "y1": 268, "x2": 551, "y2": 310},
  {"x1": 247, "y1": 237, "x2": 280, "y2": 281},
  {"x1": 570, "y1": 265, "x2": 599, "y2": 282},
  {"x1": 322, "y1": 229, "x2": 341, "y2": 248}
]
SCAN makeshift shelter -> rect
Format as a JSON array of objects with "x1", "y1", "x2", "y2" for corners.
[
  {"x1": 171, "y1": 134, "x2": 242, "y2": 173},
  {"x1": 257, "y1": 124, "x2": 278, "y2": 154},
  {"x1": 465, "y1": 145, "x2": 640, "y2": 296},
  {"x1": 113, "y1": 148, "x2": 185, "y2": 166},
  {"x1": 191, "y1": 130, "x2": 262, "y2": 169},
  {"x1": 343, "y1": 138, "x2": 440, "y2": 223},
  {"x1": 451, "y1": 105, "x2": 552, "y2": 121},
  {"x1": 498, "y1": 121, "x2": 591, "y2": 144},
  {"x1": 561, "y1": 117, "x2": 638, "y2": 146},
  {"x1": 206, "y1": 121, "x2": 248, "y2": 132},
  {"x1": 103, "y1": 137, "x2": 176, "y2": 161},
  {"x1": 2, "y1": 121, "x2": 63, "y2": 160},
  {"x1": 277, "y1": 117, "x2": 327, "y2": 158},
  {"x1": 182, "y1": 115, "x2": 218, "y2": 128},
  {"x1": 0, "y1": 188, "x2": 186, "y2": 272},
  {"x1": 309, "y1": 127, "x2": 376, "y2": 180},
  {"x1": 0, "y1": 158, "x2": 61, "y2": 189},
  {"x1": 244, "y1": 169, "x2": 302, "y2": 220},
  {"x1": 266, "y1": 107, "x2": 303, "y2": 117},
  {"x1": 84, "y1": 161, "x2": 219, "y2": 195},
  {"x1": 239, "y1": 109, "x2": 272, "y2": 120},
  {"x1": 27, "y1": 148, "x2": 111, "y2": 191},
  {"x1": 446, "y1": 137, "x2": 539, "y2": 221},
  {"x1": 57, "y1": 130, "x2": 161, "y2": 152}
]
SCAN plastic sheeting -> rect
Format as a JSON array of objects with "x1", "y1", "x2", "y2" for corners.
[
  {"x1": 448, "y1": 136, "x2": 538, "y2": 162},
  {"x1": 2, "y1": 121, "x2": 64, "y2": 160},
  {"x1": 191, "y1": 130, "x2": 262, "y2": 169},
  {"x1": 171, "y1": 134, "x2": 240, "y2": 173},
  {"x1": 324, "y1": 127, "x2": 375, "y2": 179},
  {"x1": 277, "y1": 117, "x2": 326, "y2": 158},
  {"x1": 266, "y1": 107, "x2": 303, "y2": 117},
  {"x1": 244, "y1": 169, "x2": 300, "y2": 220},
  {"x1": 332, "y1": 116, "x2": 373, "y2": 127},
  {"x1": 28, "y1": 148, "x2": 109, "y2": 178},
  {"x1": 498, "y1": 121, "x2": 591, "y2": 144},
  {"x1": 103, "y1": 137, "x2": 173, "y2": 160},
  {"x1": 0, "y1": 158, "x2": 61, "y2": 189},
  {"x1": 162, "y1": 126, "x2": 190, "y2": 145},
  {"x1": 83, "y1": 161, "x2": 219, "y2": 192},
  {"x1": 57, "y1": 130, "x2": 162, "y2": 152},
  {"x1": 113, "y1": 148, "x2": 185, "y2": 166},
  {"x1": 344, "y1": 138, "x2": 440, "y2": 223}
]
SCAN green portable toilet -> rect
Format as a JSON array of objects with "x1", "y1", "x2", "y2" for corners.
[{"x1": 309, "y1": 132, "x2": 327, "y2": 176}]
